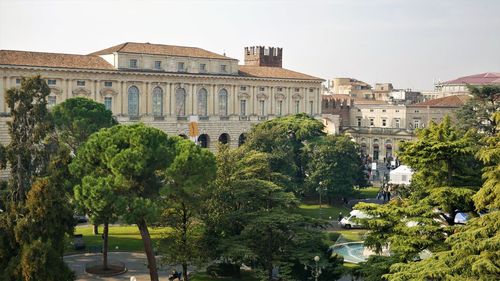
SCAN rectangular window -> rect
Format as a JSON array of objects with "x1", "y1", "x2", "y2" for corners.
[
  {"x1": 178, "y1": 62, "x2": 185, "y2": 72},
  {"x1": 370, "y1": 109, "x2": 374, "y2": 112},
  {"x1": 415, "y1": 110, "x2": 420, "y2": 113},
  {"x1": 220, "y1": 65, "x2": 227, "y2": 73},
  {"x1": 240, "y1": 86, "x2": 247, "y2": 91},
  {"x1": 129, "y1": 59, "x2": 138, "y2": 68},
  {"x1": 382, "y1": 109, "x2": 386, "y2": 112},
  {"x1": 240, "y1": 100, "x2": 246, "y2": 116},
  {"x1": 414, "y1": 119, "x2": 420, "y2": 128},
  {"x1": 259, "y1": 87, "x2": 265, "y2": 91},
  {"x1": 199, "y1": 63, "x2": 206, "y2": 72},
  {"x1": 309, "y1": 101, "x2": 314, "y2": 115},
  {"x1": 395, "y1": 119, "x2": 400, "y2": 128},
  {"x1": 277, "y1": 87, "x2": 283, "y2": 92},
  {"x1": 370, "y1": 118, "x2": 374, "y2": 126},
  {"x1": 395, "y1": 110, "x2": 399, "y2": 112},
  {"x1": 357, "y1": 118, "x2": 362, "y2": 127},
  {"x1": 47, "y1": 79, "x2": 56, "y2": 85},
  {"x1": 295, "y1": 88, "x2": 300, "y2": 92},
  {"x1": 295, "y1": 100, "x2": 300, "y2": 114},
  {"x1": 104, "y1": 97, "x2": 112, "y2": 111},
  {"x1": 309, "y1": 88, "x2": 314, "y2": 92},
  {"x1": 260, "y1": 100, "x2": 265, "y2": 116},
  {"x1": 357, "y1": 109, "x2": 361, "y2": 112},
  {"x1": 77, "y1": 80, "x2": 85, "y2": 86},
  {"x1": 154, "y1": 61, "x2": 162, "y2": 70},
  {"x1": 104, "y1": 81, "x2": 112, "y2": 87},
  {"x1": 278, "y1": 101, "x2": 283, "y2": 116},
  {"x1": 48, "y1": 96, "x2": 56, "y2": 107},
  {"x1": 382, "y1": 119, "x2": 387, "y2": 127},
  {"x1": 16, "y1": 78, "x2": 21, "y2": 84}
]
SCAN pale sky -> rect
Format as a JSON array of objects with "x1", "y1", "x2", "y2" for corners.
[{"x1": 1, "y1": 0, "x2": 499, "y2": 90}]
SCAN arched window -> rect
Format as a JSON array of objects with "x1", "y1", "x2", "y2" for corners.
[
  {"x1": 197, "y1": 88, "x2": 208, "y2": 116},
  {"x1": 219, "y1": 89, "x2": 228, "y2": 116},
  {"x1": 218, "y1": 133, "x2": 230, "y2": 145},
  {"x1": 128, "y1": 86, "x2": 139, "y2": 117},
  {"x1": 152, "y1": 87, "x2": 163, "y2": 116},
  {"x1": 238, "y1": 133, "x2": 247, "y2": 147},
  {"x1": 175, "y1": 88, "x2": 186, "y2": 116},
  {"x1": 198, "y1": 134, "x2": 209, "y2": 148}
]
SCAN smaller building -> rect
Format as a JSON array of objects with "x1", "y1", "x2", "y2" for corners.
[
  {"x1": 327, "y1": 77, "x2": 373, "y2": 99},
  {"x1": 389, "y1": 165, "x2": 413, "y2": 185},
  {"x1": 406, "y1": 95, "x2": 469, "y2": 129},
  {"x1": 431, "y1": 72, "x2": 500, "y2": 99}
]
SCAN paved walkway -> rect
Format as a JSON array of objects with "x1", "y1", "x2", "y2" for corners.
[{"x1": 64, "y1": 252, "x2": 183, "y2": 281}]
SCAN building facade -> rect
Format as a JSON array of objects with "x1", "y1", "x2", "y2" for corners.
[
  {"x1": 0, "y1": 42, "x2": 323, "y2": 150},
  {"x1": 423, "y1": 72, "x2": 500, "y2": 100}
]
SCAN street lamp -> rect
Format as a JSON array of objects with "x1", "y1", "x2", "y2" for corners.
[{"x1": 305, "y1": 256, "x2": 322, "y2": 281}]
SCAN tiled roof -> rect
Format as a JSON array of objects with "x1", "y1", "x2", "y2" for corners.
[
  {"x1": 408, "y1": 95, "x2": 470, "y2": 108},
  {"x1": 0, "y1": 50, "x2": 114, "y2": 70},
  {"x1": 90, "y1": 42, "x2": 236, "y2": 60},
  {"x1": 238, "y1": 65, "x2": 323, "y2": 81},
  {"x1": 443, "y1": 72, "x2": 500, "y2": 85}
]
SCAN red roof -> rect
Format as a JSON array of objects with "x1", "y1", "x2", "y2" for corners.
[
  {"x1": 0, "y1": 50, "x2": 114, "y2": 70},
  {"x1": 443, "y1": 72, "x2": 500, "y2": 85},
  {"x1": 408, "y1": 95, "x2": 470, "y2": 108}
]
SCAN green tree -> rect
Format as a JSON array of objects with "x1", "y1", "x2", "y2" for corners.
[
  {"x1": 52, "y1": 97, "x2": 117, "y2": 235},
  {"x1": 244, "y1": 114, "x2": 325, "y2": 194},
  {"x1": 52, "y1": 97, "x2": 117, "y2": 152},
  {"x1": 382, "y1": 113, "x2": 500, "y2": 280},
  {"x1": 399, "y1": 116, "x2": 482, "y2": 188},
  {"x1": 159, "y1": 139, "x2": 216, "y2": 281},
  {"x1": 456, "y1": 85, "x2": 500, "y2": 136},
  {"x1": 355, "y1": 117, "x2": 483, "y2": 280},
  {"x1": 305, "y1": 135, "x2": 367, "y2": 202},
  {"x1": 70, "y1": 123, "x2": 177, "y2": 281},
  {"x1": 2, "y1": 75, "x2": 53, "y2": 202}
]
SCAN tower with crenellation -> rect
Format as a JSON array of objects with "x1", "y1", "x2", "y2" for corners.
[{"x1": 244, "y1": 46, "x2": 283, "y2": 67}]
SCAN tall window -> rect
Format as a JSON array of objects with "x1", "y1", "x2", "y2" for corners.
[
  {"x1": 197, "y1": 88, "x2": 208, "y2": 116},
  {"x1": 240, "y1": 100, "x2": 246, "y2": 116},
  {"x1": 129, "y1": 59, "x2": 138, "y2": 68},
  {"x1": 77, "y1": 80, "x2": 85, "y2": 86},
  {"x1": 413, "y1": 119, "x2": 420, "y2": 128},
  {"x1": 104, "y1": 97, "x2": 112, "y2": 111},
  {"x1": 47, "y1": 79, "x2": 56, "y2": 85},
  {"x1": 154, "y1": 61, "x2": 162, "y2": 70},
  {"x1": 370, "y1": 118, "x2": 374, "y2": 126},
  {"x1": 128, "y1": 86, "x2": 139, "y2": 117},
  {"x1": 395, "y1": 119, "x2": 400, "y2": 128},
  {"x1": 382, "y1": 119, "x2": 387, "y2": 127},
  {"x1": 277, "y1": 100, "x2": 283, "y2": 116},
  {"x1": 48, "y1": 96, "x2": 56, "y2": 107},
  {"x1": 309, "y1": 101, "x2": 314, "y2": 115},
  {"x1": 152, "y1": 87, "x2": 163, "y2": 116},
  {"x1": 219, "y1": 89, "x2": 228, "y2": 116},
  {"x1": 177, "y1": 62, "x2": 185, "y2": 72},
  {"x1": 175, "y1": 88, "x2": 186, "y2": 116},
  {"x1": 295, "y1": 100, "x2": 300, "y2": 113},
  {"x1": 259, "y1": 100, "x2": 265, "y2": 116},
  {"x1": 357, "y1": 118, "x2": 362, "y2": 127}
]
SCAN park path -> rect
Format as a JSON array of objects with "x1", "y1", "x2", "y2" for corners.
[{"x1": 64, "y1": 252, "x2": 179, "y2": 281}]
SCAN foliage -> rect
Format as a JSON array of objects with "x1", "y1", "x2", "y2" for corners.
[
  {"x1": 70, "y1": 123, "x2": 177, "y2": 281},
  {"x1": 456, "y1": 85, "x2": 500, "y2": 136},
  {"x1": 52, "y1": 97, "x2": 117, "y2": 152},
  {"x1": 398, "y1": 116, "x2": 482, "y2": 188},
  {"x1": 160, "y1": 139, "x2": 217, "y2": 280},
  {"x1": 243, "y1": 114, "x2": 325, "y2": 194},
  {"x1": 2, "y1": 75, "x2": 53, "y2": 202},
  {"x1": 305, "y1": 135, "x2": 368, "y2": 201},
  {"x1": 203, "y1": 145, "x2": 342, "y2": 281}
]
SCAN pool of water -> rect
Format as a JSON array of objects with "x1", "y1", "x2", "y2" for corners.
[{"x1": 330, "y1": 242, "x2": 367, "y2": 264}]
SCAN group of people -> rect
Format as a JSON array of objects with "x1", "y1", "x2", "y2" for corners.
[{"x1": 377, "y1": 184, "x2": 394, "y2": 202}]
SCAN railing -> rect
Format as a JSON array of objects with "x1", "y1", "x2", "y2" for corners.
[
  {"x1": 153, "y1": 116, "x2": 165, "y2": 121},
  {"x1": 258, "y1": 116, "x2": 268, "y2": 121},
  {"x1": 199, "y1": 116, "x2": 209, "y2": 121},
  {"x1": 177, "y1": 116, "x2": 188, "y2": 121},
  {"x1": 219, "y1": 116, "x2": 229, "y2": 121},
  {"x1": 129, "y1": 116, "x2": 140, "y2": 121},
  {"x1": 343, "y1": 126, "x2": 414, "y2": 135},
  {"x1": 239, "y1": 116, "x2": 249, "y2": 121}
]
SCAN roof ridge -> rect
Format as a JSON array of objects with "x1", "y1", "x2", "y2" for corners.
[{"x1": 0, "y1": 49, "x2": 99, "y2": 57}]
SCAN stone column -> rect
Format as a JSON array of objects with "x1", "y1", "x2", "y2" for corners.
[
  {"x1": 164, "y1": 82, "x2": 170, "y2": 116},
  {"x1": 269, "y1": 86, "x2": 274, "y2": 115},
  {"x1": 121, "y1": 81, "x2": 127, "y2": 116}
]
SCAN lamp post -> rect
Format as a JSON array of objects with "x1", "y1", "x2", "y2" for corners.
[{"x1": 305, "y1": 256, "x2": 322, "y2": 281}]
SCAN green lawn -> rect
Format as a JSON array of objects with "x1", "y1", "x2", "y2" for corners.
[
  {"x1": 191, "y1": 271, "x2": 258, "y2": 281},
  {"x1": 65, "y1": 225, "x2": 170, "y2": 254},
  {"x1": 297, "y1": 203, "x2": 349, "y2": 220},
  {"x1": 354, "y1": 187, "x2": 379, "y2": 199},
  {"x1": 330, "y1": 229, "x2": 367, "y2": 242}
]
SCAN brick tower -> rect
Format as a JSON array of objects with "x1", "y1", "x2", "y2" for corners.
[{"x1": 244, "y1": 46, "x2": 283, "y2": 67}]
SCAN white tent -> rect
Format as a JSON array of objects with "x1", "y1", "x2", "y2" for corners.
[{"x1": 389, "y1": 165, "x2": 413, "y2": 185}]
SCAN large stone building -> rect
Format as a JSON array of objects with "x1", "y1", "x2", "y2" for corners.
[
  {"x1": 0, "y1": 42, "x2": 323, "y2": 150},
  {"x1": 423, "y1": 72, "x2": 500, "y2": 101},
  {"x1": 322, "y1": 95, "x2": 469, "y2": 161}
]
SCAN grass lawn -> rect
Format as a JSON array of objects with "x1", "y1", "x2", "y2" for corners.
[
  {"x1": 191, "y1": 271, "x2": 258, "y2": 281},
  {"x1": 331, "y1": 229, "x2": 367, "y2": 242},
  {"x1": 354, "y1": 187, "x2": 379, "y2": 199},
  {"x1": 65, "y1": 225, "x2": 170, "y2": 254},
  {"x1": 297, "y1": 203, "x2": 349, "y2": 220}
]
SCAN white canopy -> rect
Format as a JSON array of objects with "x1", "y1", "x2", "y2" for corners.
[{"x1": 389, "y1": 165, "x2": 413, "y2": 185}]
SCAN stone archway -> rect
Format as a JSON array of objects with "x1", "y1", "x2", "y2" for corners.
[
  {"x1": 218, "y1": 133, "x2": 230, "y2": 145},
  {"x1": 238, "y1": 133, "x2": 247, "y2": 147},
  {"x1": 198, "y1": 134, "x2": 209, "y2": 148}
]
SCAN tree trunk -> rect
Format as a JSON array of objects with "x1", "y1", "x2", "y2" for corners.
[
  {"x1": 93, "y1": 223, "x2": 99, "y2": 235},
  {"x1": 446, "y1": 159, "x2": 453, "y2": 186},
  {"x1": 182, "y1": 263, "x2": 188, "y2": 281},
  {"x1": 137, "y1": 218, "x2": 159, "y2": 281},
  {"x1": 103, "y1": 221, "x2": 109, "y2": 270},
  {"x1": 268, "y1": 264, "x2": 274, "y2": 281}
]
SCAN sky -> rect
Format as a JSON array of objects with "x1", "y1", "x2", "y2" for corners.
[{"x1": 1, "y1": 0, "x2": 499, "y2": 90}]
